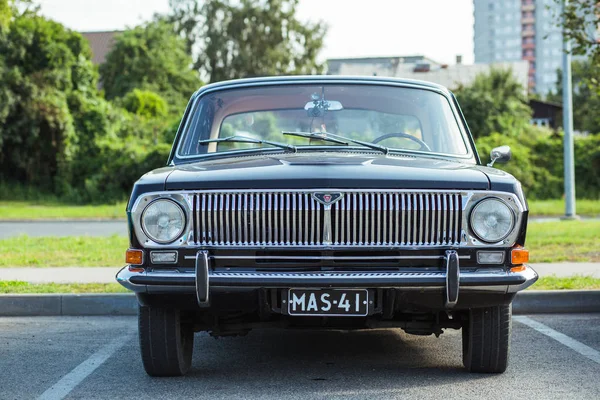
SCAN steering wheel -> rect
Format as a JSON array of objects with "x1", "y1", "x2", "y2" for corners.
[{"x1": 372, "y1": 132, "x2": 431, "y2": 151}]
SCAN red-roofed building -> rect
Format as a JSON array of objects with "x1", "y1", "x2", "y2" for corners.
[{"x1": 80, "y1": 30, "x2": 121, "y2": 65}]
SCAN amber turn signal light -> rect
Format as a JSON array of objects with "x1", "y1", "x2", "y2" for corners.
[
  {"x1": 511, "y1": 247, "x2": 529, "y2": 265},
  {"x1": 126, "y1": 249, "x2": 144, "y2": 265},
  {"x1": 510, "y1": 265, "x2": 527, "y2": 273}
]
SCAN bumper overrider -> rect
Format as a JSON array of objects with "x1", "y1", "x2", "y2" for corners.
[{"x1": 116, "y1": 250, "x2": 538, "y2": 309}]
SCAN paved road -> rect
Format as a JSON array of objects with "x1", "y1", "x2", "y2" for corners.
[
  {"x1": 0, "y1": 221, "x2": 127, "y2": 239},
  {"x1": 1, "y1": 314, "x2": 599, "y2": 399}
]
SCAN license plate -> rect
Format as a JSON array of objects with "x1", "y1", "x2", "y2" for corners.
[{"x1": 287, "y1": 289, "x2": 368, "y2": 316}]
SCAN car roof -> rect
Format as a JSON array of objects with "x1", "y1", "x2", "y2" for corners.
[{"x1": 191, "y1": 75, "x2": 453, "y2": 99}]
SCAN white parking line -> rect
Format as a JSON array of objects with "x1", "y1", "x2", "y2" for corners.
[
  {"x1": 515, "y1": 316, "x2": 600, "y2": 365},
  {"x1": 37, "y1": 334, "x2": 132, "y2": 400}
]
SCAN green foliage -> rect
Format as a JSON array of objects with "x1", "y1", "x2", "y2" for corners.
[
  {"x1": 73, "y1": 140, "x2": 171, "y2": 203},
  {"x1": 476, "y1": 126, "x2": 600, "y2": 200},
  {"x1": 557, "y1": 0, "x2": 600, "y2": 68},
  {"x1": 548, "y1": 60, "x2": 600, "y2": 134},
  {"x1": 454, "y1": 68, "x2": 532, "y2": 139},
  {"x1": 121, "y1": 89, "x2": 168, "y2": 118},
  {"x1": 99, "y1": 20, "x2": 200, "y2": 106},
  {"x1": 0, "y1": 0, "x2": 11, "y2": 32},
  {"x1": 0, "y1": 10, "x2": 95, "y2": 189},
  {"x1": 168, "y1": 0, "x2": 327, "y2": 83}
]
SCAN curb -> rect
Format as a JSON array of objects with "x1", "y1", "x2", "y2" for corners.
[
  {"x1": 512, "y1": 290, "x2": 600, "y2": 314},
  {"x1": 0, "y1": 293, "x2": 137, "y2": 316},
  {"x1": 0, "y1": 290, "x2": 599, "y2": 316}
]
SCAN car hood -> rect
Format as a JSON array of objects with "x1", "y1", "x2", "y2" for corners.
[{"x1": 162, "y1": 152, "x2": 490, "y2": 191}]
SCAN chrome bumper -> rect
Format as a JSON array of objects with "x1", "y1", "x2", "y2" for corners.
[{"x1": 116, "y1": 250, "x2": 538, "y2": 309}]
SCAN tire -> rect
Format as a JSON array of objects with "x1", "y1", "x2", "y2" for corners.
[
  {"x1": 138, "y1": 306, "x2": 194, "y2": 377},
  {"x1": 462, "y1": 304, "x2": 512, "y2": 373}
]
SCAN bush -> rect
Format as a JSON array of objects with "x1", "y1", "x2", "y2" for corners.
[
  {"x1": 121, "y1": 89, "x2": 168, "y2": 118},
  {"x1": 476, "y1": 127, "x2": 600, "y2": 200},
  {"x1": 68, "y1": 141, "x2": 171, "y2": 203}
]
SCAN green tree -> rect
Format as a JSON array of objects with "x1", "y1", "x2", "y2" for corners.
[
  {"x1": 0, "y1": 6, "x2": 97, "y2": 188},
  {"x1": 0, "y1": 0, "x2": 11, "y2": 32},
  {"x1": 454, "y1": 68, "x2": 532, "y2": 139},
  {"x1": 557, "y1": 0, "x2": 600, "y2": 64},
  {"x1": 548, "y1": 59, "x2": 600, "y2": 134},
  {"x1": 168, "y1": 0, "x2": 327, "y2": 83},
  {"x1": 99, "y1": 20, "x2": 201, "y2": 106},
  {"x1": 121, "y1": 89, "x2": 168, "y2": 118}
]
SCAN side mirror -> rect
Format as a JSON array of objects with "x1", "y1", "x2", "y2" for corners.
[{"x1": 487, "y1": 145, "x2": 511, "y2": 167}]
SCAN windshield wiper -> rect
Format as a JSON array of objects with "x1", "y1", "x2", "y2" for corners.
[
  {"x1": 280, "y1": 131, "x2": 349, "y2": 145},
  {"x1": 198, "y1": 135, "x2": 297, "y2": 153},
  {"x1": 282, "y1": 131, "x2": 389, "y2": 154}
]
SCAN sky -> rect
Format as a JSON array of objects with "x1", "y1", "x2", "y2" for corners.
[{"x1": 38, "y1": 0, "x2": 475, "y2": 65}]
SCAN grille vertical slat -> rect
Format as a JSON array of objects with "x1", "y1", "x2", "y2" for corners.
[
  {"x1": 352, "y1": 193, "x2": 357, "y2": 245},
  {"x1": 454, "y1": 193, "x2": 462, "y2": 243},
  {"x1": 339, "y1": 195, "x2": 345, "y2": 245},
  {"x1": 418, "y1": 194, "x2": 424, "y2": 245},
  {"x1": 194, "y1": 191, "x2": 462, "y2": 247},
  {"x1": 450, "y1": 194, "x2": 454, "y2": 244},
  {"x1": 430, "y1": 193, "x2": 436, "y2": 245}
]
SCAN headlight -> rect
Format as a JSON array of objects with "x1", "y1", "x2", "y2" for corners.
[
  {"x1": 141, "y1": 199, "x2": 186, "y2": 244},
  {"x1": 470, "y1": 198, "x2": 515, "y2": 243}
]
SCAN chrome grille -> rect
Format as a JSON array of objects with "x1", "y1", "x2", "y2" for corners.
[
  {"x1": 193, "y1": 191, "x2": 463, "y2": 247},
  {"x1": 329, "y1": 192, "x2": 462, "y2": 246}
]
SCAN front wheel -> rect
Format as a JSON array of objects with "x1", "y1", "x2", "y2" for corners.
[
  {"x1": 138, "y1": 306, "x2": 194, "y2": 377},
  {"x1": 462, "y1": 304, "x2": 512, "y2": 373}
]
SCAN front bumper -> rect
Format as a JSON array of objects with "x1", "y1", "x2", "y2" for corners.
[{"x1": 116, "y1": 250, "x2": 538, "y2": 309}]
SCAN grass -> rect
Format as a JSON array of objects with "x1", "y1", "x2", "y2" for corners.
[
  {"x1": 0, "y1": 235, "x2": 128, "y2": 267},
  {"x1": 527, "y1": 220, "x2": 600, "y2": 263},
  {"x1": 0, "y1": 200, "x2": 126, "y2": 220},
  {"x1": 530, "y1": 275, "x2": 600, "y2": 290},
  {"x1": 0, "y1": 280, "x2": 127, "y2": 294},
  {"x1": 528, "y1": 199, "x2": 600, "y2": 217}
]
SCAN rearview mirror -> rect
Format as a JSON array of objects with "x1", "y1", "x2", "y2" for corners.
[
  {"x1": 304, "y1": 100, "x2": 344, "y2": 117},
  {"x1": 487, "y1": 145, "x2": 512, "y2": 167}
]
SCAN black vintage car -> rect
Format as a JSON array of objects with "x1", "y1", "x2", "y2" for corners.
[{"x1": 117, "y1": 76, "x2": 537, "y2": 376}]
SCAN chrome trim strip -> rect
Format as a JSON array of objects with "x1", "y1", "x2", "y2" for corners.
[{"x1": 184, "y1": 255, "x2": 472, "y2": 260}]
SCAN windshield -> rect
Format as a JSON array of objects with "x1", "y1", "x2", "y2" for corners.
[{"x1": 177, "y1": 84, "x2": 470, "y2": 158}]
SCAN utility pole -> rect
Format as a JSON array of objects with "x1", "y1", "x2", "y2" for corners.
[{"x1": 562, "y1": 0, "x2": 577, "y2": 218}]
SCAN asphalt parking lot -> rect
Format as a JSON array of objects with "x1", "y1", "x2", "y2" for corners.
[{"x1": 1, "y1": 314, "x2": 599, "y2": 399}]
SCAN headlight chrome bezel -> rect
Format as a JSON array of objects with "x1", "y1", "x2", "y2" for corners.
[
  {"x1": 139, "y1": 198, "x2": 188, "y2": 245},
  {"x1": 469, "y1": 197, "x2": 516, "y2": 244}
]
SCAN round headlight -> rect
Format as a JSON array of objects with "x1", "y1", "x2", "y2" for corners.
[
  {"x1": 141, "y1": 199, "x2": 186, "y2": 244},
  {"x1": 470, "y1": 198, "x2": 515, "y2": 243}
]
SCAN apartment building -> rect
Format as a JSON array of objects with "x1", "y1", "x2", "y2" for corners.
[{"x1": 474, "y1": 0, "x2": 564, "y2": 95}]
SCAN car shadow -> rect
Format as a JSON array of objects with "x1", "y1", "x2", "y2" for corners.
[{"x1": 180, "y1": 328, "x2": 496, "y2": 393}]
